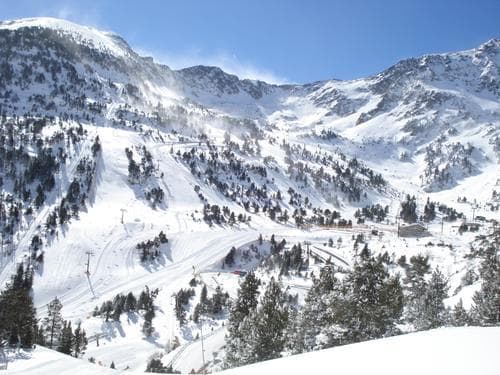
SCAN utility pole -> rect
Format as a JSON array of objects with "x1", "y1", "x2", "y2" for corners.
[
  {"x1": 200, "y1": 316, "x2": 206, "y2": 375},
  {"x1": 85, "y1": 250, "x2": 94, "y2": 275},
  {"x1": 120, "y1": 208, "x2": 127, "y2": 224},
  {"x1": 192, "y1": 266, "x2": 207, "y2": 374},
  {"x1": 397, "y1": 216, "x2": 400, "y2": 238}
]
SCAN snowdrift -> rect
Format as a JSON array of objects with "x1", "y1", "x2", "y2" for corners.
[
  {"x1": 220, "y1": 327, "x2": 500, "y2": 375},
  {"x1": 7, "y1": 327, "x2": 499, "y2": 374}
]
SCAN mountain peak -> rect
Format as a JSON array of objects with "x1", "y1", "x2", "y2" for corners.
[
  {"x1": 477, "y1": 38, "x2": 500, "y2": 53},
  {"x1": 0, "y1": 17, "x2": 129, "y2": 57}
]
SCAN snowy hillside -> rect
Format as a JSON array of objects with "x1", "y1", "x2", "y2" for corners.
[
  {"x1": 6, "y1": 327, "x2": 500, "y2": 374},
  {"x1": 221, "y1": 327, "x2": 500, "y2": 375},
  {"x1": 0, "y1": 17, "x2": 498, "y2": 374}
]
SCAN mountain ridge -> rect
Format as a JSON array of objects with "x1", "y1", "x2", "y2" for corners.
[{"x1": 1, "y1": 17, "x2": 498, "y2": 88}]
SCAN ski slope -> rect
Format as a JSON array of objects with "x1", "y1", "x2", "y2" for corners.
[
  {"x1": 1, "y1": 122, "x2": 495, "y2": 371},
  {"x1": 0, "y1": 18, "x2": 498, "y2": 373}
]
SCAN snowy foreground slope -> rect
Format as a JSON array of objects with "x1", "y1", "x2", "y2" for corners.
[
  {"x1": 0, "y1": 17, "x2": 498, "y2": 373},
  {"x1": 220, "y1": 327, "x2": 500, "y2": 375},
  {"x1": 7, "y1": 327, "x2": 500, "y2": 375}
]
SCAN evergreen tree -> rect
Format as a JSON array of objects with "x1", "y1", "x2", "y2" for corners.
[
  {"x1": 200, "y1": 284, "x2": 208, "y2": 308},
  {"x1": 452, "y1": 299, "x2": 470, "y2": 327},
  {"x1": 111, "y1": 294, "x2": 125, "y2": 321},
  {"x1": 471, "y1": 244, "x2": 500, "y2": 325},
  {"x1": 340, "y1": 248, "x2": 403, "y2": 343},
  {"x1": 124, "y1": 292, "x2": 137, "y2": 312},
  {"x1": 423, "y1": 198, "x2": 436, "y2": 222},
  {"x1": 288, "y1": 266, "x2": 339, "y2": 353},
  {"x1": 42, "y1": 297, "x2": 64, "y2": 349},
  {"x1": 404, "y1": 255, "x2": 431, "y2": 327},
  {"x1": 0, "y1": 264, "x2": 37, "y2": 348},
  {"x1": 223, "y1": 247, "x2": 236, "y2": 267},
  {"x1": 249, "y1": 277, "x2": 289, "y2": 362},
  {"x1": 209, "y1": 286, "x2": 227, "y2": 315},
  {"x1": 0, "y1": 287, "x2": 37, "y2": 348},
  {"x1": 58, "y1": 320, "x2": 74, "y2": 355},
  {"x1": 416, "y1": 268, "x2": 449, "y2": 330},
  {"x1": 224, "y1": 272, "x2": 261, "y2": 368},
  {"x1": 146, "y1": 357, "x2": 174, "y2": 373},
  {"x1": 72, "y1": 322, "x2": 87, "y2": 357},
  {"x1": 292, "y1": 250, "x2": 404, "y2": 352},
  {"x1": 400, "y1": 194, "x2": 418, "y2": 223},
  {"x1": 138, "y1": 286, "x2": 154, "y2": 311},
  {"x1": 142, "y1": 308, "x2": 155, "y2": 337}
]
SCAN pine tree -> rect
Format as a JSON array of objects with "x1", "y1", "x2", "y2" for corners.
[
  {"x1": 224, "y1": 272, "x2": 261, "y2": 368},
  {"x1": 0, "y1": 287, "x2": 37, "y2": 348},
  {"x1": 124, "y1": 292, "x2": 137, "y2": 312},
  {"x1": 288, "y1": 266, "x2": 339, "y2": 353},
  {"x1": 471, "y1": 244, "x2": 500, "y2": 325},
  {"x1": 404, "y1": 255, "x2": 431, "y2": 327},
  {"x1": 0, "y1": 264, "x2": 37, "y2": 348},
  {"x1": 292, "y1": 250, "x2": 404, "y2": 351},
  {"x1": 139, "y1": 286, "x2": 157, "y2": 337},
  {"x1": 417, "y1": 267, "x2": 449, "y2": 330},
  {"x1": 58, "y1": 320, "x2": 74, "y2": 355},
  {"x1": 250, "y1": 277, "x2": 289, "y2": 362},
  {"x1": 138, "y1": 288, "x2": 150, "y2": 310},
  {"x1": 400, "y1": 194, "x2": 418, "y2": 223},
  {"x1": 142, "y1": 308, "x2": 155, "y2": 337},
  {"x1": 111, "y1": 294, "x2": 124, "y2": 321},
  {"x1": 42, "y1": 297, "x2": 64, "y2": 349},
  {"x1": 146, "y1": 357, "x2": 171, "y2": 373},
  {"x1": 200, "y1": 284, "x2": 208, "y2": 308},
  {"x1": 452, "y1": 299, "x2": 470, "y2": 326},
  {"x1": 209, "y1": 286, "x2": 226, "y2": 315},
  {"x1": 341, "y1": 248, "x2": 403, "y2": 342},
  {"x1": 193, "y1": 303, "x2": 202, "y2": 324},
  {"x1": 72, "y1": 322, "x2": 87, "y2": 357}
]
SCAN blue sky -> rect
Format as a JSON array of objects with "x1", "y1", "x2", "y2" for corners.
[{"x1": 0, "y1": 0, "x2": 499, "y2": 83}]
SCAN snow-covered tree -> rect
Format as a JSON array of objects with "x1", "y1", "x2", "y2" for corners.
[
  {"x1": 224, "y1": 272, "x2": 260, "y2": 368},
  {"x1": 417, "y1": 267, "x2": 450, "y2": 330},
  {"x1": 0, "y1": 264, "x2": 37, "y2": 348},
  {"x1": 249, "y1": 277, "x2": 289, "y2": 362},
  {"x1": 287, "y1": 266, "x2": 339, "y2": 353},
  {"x1": 404, "y1": 255, "x2": 431, "y2": 327},
  {"x1": 72, "y1": 322, "x2": 88, "y2": 357},
  {"x1": 452, "y1": 299, "x2": 471, "y2": 326},
  {"x1": 471, "y1": 244, "x2": 500, "y2": 325},
  {"x1": 42, "y1": 297, "x2": 64, "y2": 349},
  {"x1": 400, "y1": 194, "x2": 418, "y2": 223},
  {"x1": 339, "y1": 247, "x2": 403, "y2": 343},
  {"x1": 58, "y1": 320, "x2": 74, "y2": 355}
]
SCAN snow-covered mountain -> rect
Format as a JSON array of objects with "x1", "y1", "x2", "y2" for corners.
[{"x1": 0, "y1": 17, "x2": 498, "y2": 373}]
